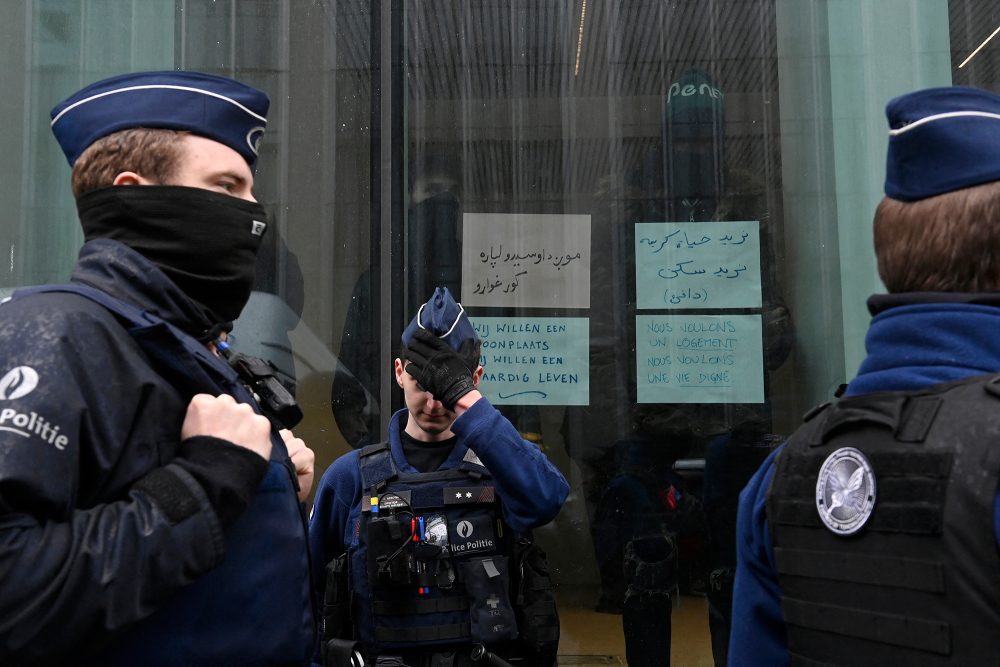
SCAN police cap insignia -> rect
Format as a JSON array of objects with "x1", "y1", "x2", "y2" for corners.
[
  {"x1": 50, "y1": 70, "x2": 270, "y2": 171},
  {"x1": 815, "y1": 446, "x2": 877, "y2": 536}
]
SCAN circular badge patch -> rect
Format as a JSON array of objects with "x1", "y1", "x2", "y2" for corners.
[
  {"x1": 246, "y1": 126, "x2": 265, "y2": 155},
  {"x1": 815, "y1": 447, "x2": 877, "y2": 535}
]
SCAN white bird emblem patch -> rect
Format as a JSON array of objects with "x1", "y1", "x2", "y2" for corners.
[{"x1": 815, "y1": 447, "x2": 877, "y2": 535}]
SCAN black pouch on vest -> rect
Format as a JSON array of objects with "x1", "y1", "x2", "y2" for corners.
[
  {"x1": 460, "y1": 556, "x2": 518, "y2": 644},
  {"x1": 322, "y1": 553, "x2": 353, "y2": 650},
  {"x1": 367, "y1": 516, "x2": 414, "y2": 587},
  {"x1": 512, "y1": 539, "x2": 560, "y2": 660}
]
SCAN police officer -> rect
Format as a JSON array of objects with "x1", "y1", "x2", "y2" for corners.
[
  {"x1": 0, "y1": 71, "x2": 315, "y2": 665},
  {"x1": 730, "y1": 86, "x2": 1000, "y2": 665},
  {"x1": 310, "y1": 287, "x2": 569, "y2": 667}
]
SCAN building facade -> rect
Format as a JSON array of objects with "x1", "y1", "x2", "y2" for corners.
[{"x1": 3, "y1": 1, "x2": 998, "y2": 663}]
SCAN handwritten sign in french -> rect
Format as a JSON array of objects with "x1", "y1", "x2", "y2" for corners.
[
  {"x1": 635, "y1": 221, "x2": 762, "y2": 309},
  {"x1": 635, "y1": 314, "x2": 764, "y2": 404},
  {"x1": 470, "y1": 317, "x2": 589, "y2": 405},
  {"x1": 462, "y1": 213, "x2": 590, "y2": 308}
]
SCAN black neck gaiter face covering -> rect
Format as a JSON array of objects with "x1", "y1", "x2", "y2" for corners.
[{"x1": 77, "y1": 185, "x2": 268, "y2": 326}]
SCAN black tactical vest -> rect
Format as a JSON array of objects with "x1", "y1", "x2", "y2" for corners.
[
  {"x1": 320, "y1": 441, "x2": 559, "y2": 666},
  {"x1": 767, "y1": 373, "x2": 1000, "y2": 666}
]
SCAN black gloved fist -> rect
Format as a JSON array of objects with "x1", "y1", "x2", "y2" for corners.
[{"x1": 405, "y1": 329, "x2": 476, "y2": 411}]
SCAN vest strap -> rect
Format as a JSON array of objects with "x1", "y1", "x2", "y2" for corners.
[
  {"x1": 374, "y1": 622, "x2": 471, "y2": 643},
  {"x1": 374, "y1": 597, "x2": 469, "y2": 616},
  {"x1": 783, "y1": 598, "x2": 951, "y2": 655},
  {"x1": 896, "y1": 396, "x2": 943, "y2": 442},
  {"x1": 360, "y1": 442, "x2": 397, "y2": 491},
  {"x1": 361, "y1": 443, "x2": 390, "y2": 457},
  {"x1": 14, "y1": 283, "x2": 237, "y2": 391},
  {"x1": 809, "y1": 394, "x2": 906, "y2": 445},
  {"x1": 774, "y1": 547, "x2": 945, "y2": 593},
  {"x1": 772, "y1": 499, "x2": 943, "y2": 535}
]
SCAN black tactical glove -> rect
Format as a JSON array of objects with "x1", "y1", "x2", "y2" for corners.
[{"x1": 405, "y1": 329, "x2": 476, "y2": 411}]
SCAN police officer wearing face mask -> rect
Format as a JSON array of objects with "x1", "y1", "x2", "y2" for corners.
[
  {"x1": 0, "y1": 71, "x2": 315, "y2": 665},
  {"x1": 310, "y1": 287, "x2": 569, "y2": 667}
]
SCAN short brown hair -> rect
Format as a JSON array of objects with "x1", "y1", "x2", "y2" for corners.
[
  {"x1": 70, "y1": 128, "x2": 187, "y2": 198},
  {"x1": 874, "y1": 180, "x2": 1000, "y2": 293}
]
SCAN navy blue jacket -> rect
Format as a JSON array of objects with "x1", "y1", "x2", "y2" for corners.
[
  {"x1": 0, "y1": 239, "x2": 314, "y2": 665},
  {"x1": 308, "y1": 400, "x2": 569, "y2": 648},
  {"x1": 729, "y1": 298, "x2": 1000, "y2": 666}
]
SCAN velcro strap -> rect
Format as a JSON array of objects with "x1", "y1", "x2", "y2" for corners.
[
  {"x1": 775, "y1": 548, "x2": 944, "y2": 592},
  {"x1": 812, "y1": 395, "x2": 906, "y2": 444},
  {"x1": 782, "y1": 598, "x2": 950, "y2": 655},
  {"x1": 772, "y1": 499, "x2": 942, "y2": 534},
  {"x1": 783, "y1": 451, "x2": 951, "y2": 478},
  {"x1": 869, "y1": 501, "x2": 943, "y2": 534},
  {"x1": 779, "y1": 475, "x2": 945, "y2": 504},
  {"x1": 360, "y1": 442, "x2": 390, "y2": 457},
  {"x1": 896, "y1": 396, "x2": 942, "y2": 442},
  {"x1": 374, "y1": 622, "x2": 470, "y2": 643},
  {"x1": 133, "y1": 467, "x2": 199, "y2": 524},
  {"x1": 374, "y1": 597, "x2": 469, "y2": 616},
  {"x1": 359, "y1": 445, "x2": 396, "y2": 491}
]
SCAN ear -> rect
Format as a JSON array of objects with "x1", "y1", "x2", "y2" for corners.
[
  {"x1": 394, "y1": 358, "x2": 405, "y2": 387},
  {"x1": 471, "y1": 366, "x2": 484, "y2": 388},
  {"x1": 112, "y1": 171, "x2": 157, "y2": 186}
]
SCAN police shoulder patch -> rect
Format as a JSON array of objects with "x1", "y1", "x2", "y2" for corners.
[{"x1": 815, "y1": 446, "x2": 877, "y2": 536}]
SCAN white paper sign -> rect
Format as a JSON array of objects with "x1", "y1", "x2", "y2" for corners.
[
  {"x1": 472, "y1": 317, "x2": 590, "y2": 405},
  {"x1": 634, "y1": 221, "x2": 762, "y2": 309},
  {"x1": 462, "y1": 213, "x2": 590, "y2": 308},
  {"x1": 636, "y1": 314, "x2": 765, "y2": 403}
]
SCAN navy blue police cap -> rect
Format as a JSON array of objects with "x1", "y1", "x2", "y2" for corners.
[
  {"x1": 50, "y1": 70, "x2": 269, "y2": 170},
  {"x1": 885, "y1": 86, "x2": 1000, "y2": 201},
  {"x1": 401, "y1": 287, "x2": 479, "y2": 352}
]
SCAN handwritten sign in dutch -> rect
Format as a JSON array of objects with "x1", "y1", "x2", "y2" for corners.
[
  {"x1": 462, "y1": 213, "x2": 591, "y2": 308},
  {"x1": 470, "y1": 316, "x2": 589, "y2": 406},
  {"x1": 635, "y1": 221, "x2": 762, "y2": 309},
  {"x1": 635, "y1": 314, "x2": 764, "y2": 404}
]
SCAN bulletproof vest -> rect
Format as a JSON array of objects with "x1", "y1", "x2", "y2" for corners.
[
  {"x1": 13, "y1": 284, "x2": 314, "y2": 665},
  {"x1": 346, "y1": 440, "x2": 558, "y2": 661},
  {"x1": 767, "y1": 374, "x2": 1000, "y2": 666}
]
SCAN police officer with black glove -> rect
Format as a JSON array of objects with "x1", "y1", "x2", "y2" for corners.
[{"x1": 309, "y1": 287, "x2": 569, "y2": 667}]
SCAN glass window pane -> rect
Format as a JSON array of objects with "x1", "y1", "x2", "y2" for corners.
[
  {"x1": 1, "y1": 0, "x2": 374, "y2": 484},
  {"x1": 5, "y1": 1, "x2": 1000, "y2": 664}
]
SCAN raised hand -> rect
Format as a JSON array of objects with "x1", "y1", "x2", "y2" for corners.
[{"x1": 404, "y1": 329, "x2": 476, "y2": 411}]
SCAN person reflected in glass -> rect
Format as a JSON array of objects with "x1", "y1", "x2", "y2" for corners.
[
  {"x1": 609, "y1": 68, "x2": 793, "y2": 666},
  {"x1": 593, "y1": 405, "x2": 708, "y2": 667},
  {"x1": 331, "y1": 152, "x2": 463, "y2": 449}
]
